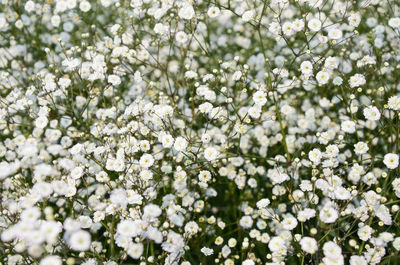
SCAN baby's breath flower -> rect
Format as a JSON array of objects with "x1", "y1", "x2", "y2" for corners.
[{"x1": 1, "y1": 0, "x2": 400, "y2": 264}]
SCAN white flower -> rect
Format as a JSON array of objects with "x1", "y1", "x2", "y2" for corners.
[
  {"x1": 161, "y1": 134, "x2": 174, "y2": 148},
  {"x1": 242, "y1": 11, "x2": 254, "y2": 22},
  {"x1": 349, "y1": 74, "x2": 366, "y2": 88},
  {"x1": 354, "y1": 141, "x2": 369, "y2": 155},
  {"x1": 253, "y1": 91, "x2": 267, "y2": 106},
  {"x1": 341, "y1": 120, "x2": 356, "y2": 133},
  {"x1": 70, "y1": 143, "x2": 83, "y2": 155},
  {"x1": 248, "y1": 106, "x2": 261, "y2": 119},
  {"x1": 375, "y1": 204, "x2": 392, "y2": 225},
  {"x1": 232, "y1": 70, "x2": 242, "y2": 81},
  {"x1": 300, "y1": 237, "x2": 318, "y2": 254},
  {"x1": 93, "y1": 211, "x2": 105, "y2": 223},
  {"x1": 323, "y1": 241, "x2": 342, "y2": 258},
  {"x1": 108, "y1": 74, "x2": 121, "y2": 86},
  {"x1": 35, "y1": 116, "x2": 49, "y2": 129},
  {"x1": 204, "y1": 147, "x2": 219, "y2": 161},
  {"x1": 79, "y1": 1, "x2": 91, "y2": 12},
  {"x1": 309, "y1": 148, "x2": 322, "y2": 165},
  {"x1": 178, "y1": 3, "x2": 195, "y2": 20},
  {"x1": 198, "y1": 170, "x2": 212, "y2": 182},
  {"x1": 39, "y1": 256, "x2": 62, "y2": 265},
  {"x1": 388, "y1": 96, "x2": 400, "y2": 110},
  {"x1": 307, "y1": 0, "x2": 323, "y2": 8},
  {"x1": 348, "y1": 13, "x2": 361, "y2": 27},
  {"x1": 328, "y1": 28, "x2": 342, "y2": 40},
  {"x1": 201, "y1": 247, "x2": 214, "y2": 256},
  {"x1": 256, "y1": 198, "x2": 270, "y2": 209},
  {"x1": 69, "y1": 230, "x2": 91, "y2": 251},
  {"x1": 146, "y1": 226, "x2": 162, "y2": 243},
  {"x1": 117, "y1": 220, "x2": 141, "y2": 237},
  {"x1": 383, "y1": 153, "x2": 399, "y2": 169},
  {"x1": 300, "y1": 61, "x2": 313, "y2": 75},
  {"x1": 78, "y1": 216, "x2": 93, "y2": 229},
  {"x1": 242, "y1": 260, "x2": 255, "y2": 265},
  {"x1": 393, "y1": 237, "x2": 400, "y2": 251},
  {"x1": 333, "y1": 76, "x2": 343, "y2": 85},
  {"x1": 207, "y1": 7, "x2": 220, "y2": 18},
  {"x1": 325, "y1": 57, "x2": 339, "y2": 69},
  {"x1": 316, "y1": 71, "x2": 330, "y2": 85},
  {"x1": 51, "y1": 15, "x2": 61, "y2": 27},
  {"x1": 199, "y1": 102, "x2": 213, "y2": 113},
  {"x1": 282, "y1": 216, "x2": 298, "y2": 230},
  {"x1": 269, "y1": 22, "x2": 281, "y2": 35},
  {"x1": 268, "y1": 168, "x2": 289, "y2": 184},
  {"x1": 162, "y1": 231, "x2": 185, "y2": 253},
  {"x1": 21, "y1": 207, "x2": 41, "y2": 222},
  {"x1": 358, "y1": 225, "x2": 372, "y2": 241},
  {"x1": 334, "y1": 186, "x2": 351, "y2": 200},
  {"x1": 319, "y1": 206, "x2": 338, "y2": 223},
  {"x1": 174, "y1": 136, "x2": 188, "y2": 152},
  {"x1": 184, "y1": 221, "x2": 199, "y2": 235},
  {"x1": 239, "y1": 216, "x2": 253, "y2": 229},
  {"x1": 282, "y1": 22, "x2": 295, "y2": 36},
  {"x1": 58, "y1": 77, "x2": 71, "y2": 88},
  {"x1": 128, "y1": 243, "x2": 143, "y2": 259},
  {"x1": 388, "y1": 17, "x2": 400, "y2": 28},
  {"x1": 24, "y1": 0, "x2": 36, "y2": 12},
  {"x1": 268, "y1": 236, "x2": 286, "y2": 252},
  {"x1": 62, "y1": 58, "x2": 81, "y2": 71},
  {"x1": 363, "y1": 106, "x2": 380, "y2": 121},
  {"x1": 32, "y1": 182, "x2": 54, "y2": 198},
  {"x1": 154, "y1": 23, "x2": 169, "y2": 35},
  {"x1": 70, "y1": 166, "x2": 84, "y2": 179},
  {"x1": 293, "y1": 19, "x2": 305, "y2": 31},
  {"x1": 139, "y1": 154, "x2": 154, "y2": 168},
  {"x1": 175, "y1": 31, "x2": 188, "y2": 44},
  {"x1": 323, "y1": 256, "x2": 344, "y2": 265},
  {"x1": 326, "y1": 145, "x2": 339, "y2": 157},
  {"x1": 201, "y1": 133, "x2": 211, "y2": 143},
  {"x1": 349, "y1": 256, "x2": 367, "y2": 265},
  {"x1": 308, "y1": 18, "x2": 322, "y2": 31},
  {"x1": 228, "y1": 238, "x2": 237, "y2": 247},
  {"x1": 143, "y1": 204, "x2": 162, "y2": 218}
]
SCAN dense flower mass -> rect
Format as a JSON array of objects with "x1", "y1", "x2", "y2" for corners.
[{"x1": 0, "y1": 0, "x2": 400, "y2": 264}]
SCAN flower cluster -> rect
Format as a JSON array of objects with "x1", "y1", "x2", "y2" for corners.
[{"x1": 0, "y1": 0, "x2": 400, "y2": 264}]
